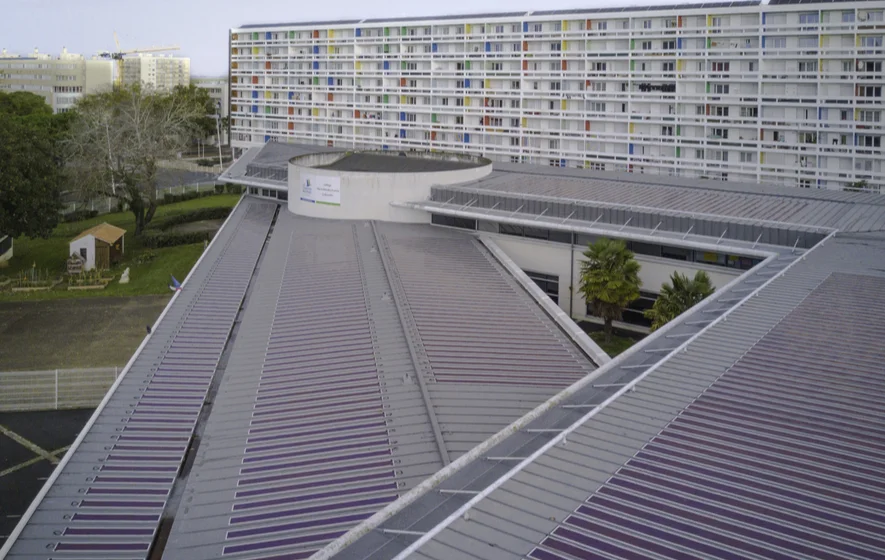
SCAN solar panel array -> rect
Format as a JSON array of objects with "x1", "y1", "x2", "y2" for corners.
[
  {"x1": 162, "y1": 216, "x2": 602, "y2": 559},
  {"x1": 163, "y1": 215, "x2": 447, "y2": 559},
  {"x1": 769, "y1": 0, "x2": 857, "y2": 5},
  {"x1": 4, "y1": 200, "x2": 276, "y2": 559},
  {"x1": 376, "y1": 222, "x2": 598, "y2": 457},
  {"x1": 527, "y1": 271, "x2": 885, "y2": 560}
]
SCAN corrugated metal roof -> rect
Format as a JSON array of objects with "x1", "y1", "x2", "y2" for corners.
[
  {"x1": 2, "y1": 199, "x2": 277, "y2": 559},
  {"x1": 71, "y1": 222, "x2": 126, "y2": 243},
  {"x1": 446, "y1": 170, "x2": 885, "y2": 233},
  {"x1": 160, "y1": 215, "x2": 597, "y2": 559},
  {"x1": 340, "y1": 232, "x2": 885, "y2": 560}
]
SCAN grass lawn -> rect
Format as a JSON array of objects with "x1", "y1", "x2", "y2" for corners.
[
  {"x1": 588, "y1": 331, "x2": 638, "y2": 357},
  {"x1": 0, "y1": 194, "x2": 240, "y2": 301}
]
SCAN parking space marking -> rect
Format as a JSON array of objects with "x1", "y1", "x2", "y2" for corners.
[
  {"x1": 0, "y1": 425, "x2": 58, "y2": 464},
  {"x1": 0, "y1": 445, "x2": 70, "y2": 478}
]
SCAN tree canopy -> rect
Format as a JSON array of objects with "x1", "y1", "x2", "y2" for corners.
[
  {"x1": 0, "y1": 91, "x2": 68, "y2": 239},
  {"x1": 65, "y1": 84, "x2": 210, "y2": 235},
  {"x1": 644, "y1": 270, "x2": 715, "y2": 331},
  {"x1": 579, "y1": 238, "x2": 642, "y2": 343}
]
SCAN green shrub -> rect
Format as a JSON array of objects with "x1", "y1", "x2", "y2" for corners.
[
  {"x1": 214, "y1": 184, "x2": 225, "y2": 194},
  {"x1": 141, "y1": 230, "x2": 215, "y2": 249},
  {"x1": 63, "y1": 209, "x2": 99, "y2": 223},
  {"x1": 225, "y1": 184, "x2": 244, "y2": 195},
  {"x1": 153, "y1": 207, "x2": 231, "y2": 231}
]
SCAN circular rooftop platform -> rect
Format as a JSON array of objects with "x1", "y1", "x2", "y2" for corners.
[{"x1": 288, "y1": 150, "x2": 493, "y2": 222}]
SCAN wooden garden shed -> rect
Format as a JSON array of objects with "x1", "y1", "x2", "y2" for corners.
[{"x1": 69, "y1": 223, "x2": 126, "y2": 271}]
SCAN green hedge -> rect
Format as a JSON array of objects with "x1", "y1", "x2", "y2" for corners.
[
  {"x1": 141, "y1": 230, "x2": 215, "y2": 249},
  {"x1": 62, "y1": 209, "x2": 99, "y2": 223},
  {"x1": 154, "y1": 207, "x2": 232, "y2": 231}
]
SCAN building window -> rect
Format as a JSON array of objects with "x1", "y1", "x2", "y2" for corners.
[
  {"x1": 771, "y1": 37, "x2": 786, "y2": 48},
  {"x1": 525, "y1": 271, "x2": 559, "y2": 304},
  {"x1": 663, "y1": 40, "x2": 676, "y2": 50},
  {"x1": 662, "y1": 62, "x2": 675, "y2": 73},
  {"x1": 740, "y1": 152, "x2": 755, "y2": 163},
  {"x1": 642, "y1": 19, "x2": 652, "y2": 29},
  {"x1": 713, "y1": 106, "x2": 729, "y2": 117},
  {"x1": 597, "y1": 21, "x2": 607, "y2": 30},
  {"x1": 662, "y1": 125, "x2": 674, "y2": 136},
  {"x1": 842, "y1": 11, "x2": 855, "y2": 23},
  {"x1": 713, "y1": 84, "x2": 730, "y2": 94},
  {"x1": 431, "y1": 214, "x2": 477, "y2": 230},
  {"x1": 740, "y1": 106, "x2": 758, "y2": 118},
  {"x1": 641, "y1": 41, "x2": 652, "y2": 51}
]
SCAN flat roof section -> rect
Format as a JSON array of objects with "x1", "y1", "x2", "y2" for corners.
[{"x1": 315, "y1": 152, "x2": 485, "y2": 174}]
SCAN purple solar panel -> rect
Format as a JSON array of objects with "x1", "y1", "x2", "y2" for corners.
[
  {"x1": 27, "y1": 202, "x2": 279, "y2": 559},
  {"x1": 523, "y1": 274, "x2": 885, "y2": 560}
]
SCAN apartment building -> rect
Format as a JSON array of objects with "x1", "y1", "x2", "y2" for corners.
[
  {"x1": 122, "y1": 53, "x2": 190, "y2": 91},
  {"x1": 0, "y1": 48, "x2": 113, "y2": 113},
  {"x1": 193, "y1": 77, "x2": 229, "y2": 144},
  {"x1": 229, "y1": 0, "x2": 885, "y2": 192}
]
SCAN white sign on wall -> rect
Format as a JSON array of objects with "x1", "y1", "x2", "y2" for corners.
[{"x1": 300, "y1": 174, "x2": 341, "y2": 206}]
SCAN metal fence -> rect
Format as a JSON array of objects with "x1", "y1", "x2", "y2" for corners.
[
  {"x1": 0, "y1": 367, "x2": 123, "y2": 411},
  {"x1": 61, "y1": 182, "x2": 219, "y2": 216}
]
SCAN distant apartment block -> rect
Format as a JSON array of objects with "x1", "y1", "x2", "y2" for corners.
[
  {"x1": 0, "y1": 48, "x2": 113, "y2": 113},
  {"x1": 229, "y1": 0, "x2": 885, "y2": 192},
  {"x1": 122, "y1": 53, "x2": 190, "y2": 91},
  {"x1": 193, "y1": 77, "x2": 230, "y2": 145}
]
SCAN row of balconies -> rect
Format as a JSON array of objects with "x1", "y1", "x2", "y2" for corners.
[{"x1": 230, "y1": 21, "x2": 879, "y2": 46}]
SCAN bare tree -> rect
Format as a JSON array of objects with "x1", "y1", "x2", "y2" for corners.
[{"x1": 65, "y1": 85, "x2": 207, "y2": 235}]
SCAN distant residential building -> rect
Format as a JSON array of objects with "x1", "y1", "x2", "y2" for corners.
[
  {"x1": 193, "y1": 77, "x2": 229, "y2": 145},
  {"x1": 0, "y1": 48, "x2": 113, "y2": 113},
  {"x1": 122, "y1": 53, "x2": 190, "y2": 91}
]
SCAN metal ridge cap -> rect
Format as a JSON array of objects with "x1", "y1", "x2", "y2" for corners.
[
  {"x1": 386, "y1": 228, "x2": 839, "y2": 560},
  {"x1": 479, "y1": 236, "x2": 611, "y2": 367},
  {"x1": 0, "y1": 194, "x2": 249, "y2": 559}
]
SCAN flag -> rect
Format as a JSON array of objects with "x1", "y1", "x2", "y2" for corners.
[{"x1": 169, "y1": 275, "x2": 182, "y2": 291}]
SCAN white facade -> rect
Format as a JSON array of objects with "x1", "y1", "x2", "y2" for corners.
[
  {"x1": 193, "y1": 77, "x2": 230, "y2": 145},
  {"x1": 487, "y1": 233, "x2": 740, "y2": 325},
  {"x1": 0, "y1": 48, "x2": 113, "y2": 113},
  {"x1": 288, "y1": 152, "x2": 492, "y2": 222},
  {"x1": 69, "y1": 235, "x2": 97, "y2": 271},
  {"x1": 230, "y1": 1, "x2": 885, "y2": 192},
  {"x1": 122, "y1": 54, "x2": 190, "y2": 91}
]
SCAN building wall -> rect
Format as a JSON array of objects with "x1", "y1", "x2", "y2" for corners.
[
  {"x1": 69, "y1": 236, "x2": 96, "y2": 271},
  {"x1": 122, "y1": 55, "x2": 191, "y2": 91},
  {"x1": 287, "y1": 153, "x2": 493, "y2": 222},
  {"x1": 193, "y1": 78, "x2": 230, "y2": 144},
  {"x1": 229, "y1": 2, "x2": 885, "y2": 193},
  {"x1": 0, "y1": 49, "x2": 113, "y2": 113},
  {"x1": 487, "y1": 233, "x2": 741, "y2": 320}
]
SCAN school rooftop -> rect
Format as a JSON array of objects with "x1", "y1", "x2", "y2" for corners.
[{"x1": 2, "y1": 145, "x2": 885, "y2": 559}]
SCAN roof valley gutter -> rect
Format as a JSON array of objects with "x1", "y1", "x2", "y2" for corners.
[
  {"x1": 370, "y1": 221, "x2": 450, "y2": 466},
  {"x1": 386, "y1": 230, "x2": 838, "y2": 560},
  {"x1": 478, "y1": 236, "x2": 611, "y2": 366},
  {"x1": 148, "y1": 202, "x2": 281, "y2": 559},
  {"x1": 0, "y1": 194, "x2": 249, "y2": 560}
]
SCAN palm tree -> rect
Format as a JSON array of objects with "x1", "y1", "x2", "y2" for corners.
[
  {"x1": 579, "y1": 238, "x2": 641, "y2": 344},
  {"x1": 644, "y1": 270, "x2": 714, "y2": 331}
]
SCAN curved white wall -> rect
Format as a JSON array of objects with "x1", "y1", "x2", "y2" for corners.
[{"x1": 288, "y1": 152, "x2": 492, "y2": 223}]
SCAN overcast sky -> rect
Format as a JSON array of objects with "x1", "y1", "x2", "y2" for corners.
[{"x1": 2, "y1": 0, "x2": 691, "y2": 76}]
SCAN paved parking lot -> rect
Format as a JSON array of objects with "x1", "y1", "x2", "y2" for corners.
[{"x1": 0, "y1": 409, "x2": 93, "y2": 546}]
